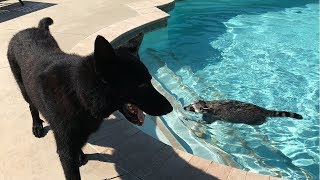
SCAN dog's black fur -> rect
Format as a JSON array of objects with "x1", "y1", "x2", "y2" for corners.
[{"x1": 7, "y1": 17, "x2": 172, "y2": 180}]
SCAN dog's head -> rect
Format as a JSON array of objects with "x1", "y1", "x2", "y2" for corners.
[
  {"x1": 183, "y1": 100, "x2": 210, "y2": 114},
  {"x1": 93, "y1": 35, "x2": 173, "y2": 125}
]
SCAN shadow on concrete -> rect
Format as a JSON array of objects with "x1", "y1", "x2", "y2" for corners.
[
  {"x1": 87, "y1": 116, "x2": 219, "y2": 180},
  {"x1": 0, "y1": 1, "x2": 56, "y2": 23}
]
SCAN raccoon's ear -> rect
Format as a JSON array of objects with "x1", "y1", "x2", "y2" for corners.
[
  {"x1": 197, "y1": 100, "x2": 205, "y2": 104},
  {"x1": 94, "y1": 35, "x2": 116, "y2": 70}
]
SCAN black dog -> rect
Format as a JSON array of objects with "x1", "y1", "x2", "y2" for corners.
[{"x1": 7, "y1": 17, "x2": 173, "y2": 180}]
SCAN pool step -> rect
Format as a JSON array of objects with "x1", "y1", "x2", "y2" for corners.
[
  {"x1": 156, "y1": 65, "x2": 199, "y2": 104},
  {"x1": 150, "y1": 115, "x2": 186, "y2": 151},
  {"x1": 144, "y1": 49, "x2": 240, "y2": 167},
  {"x1": 176, "y1": 66, "x2": 224, "y2": 100},
  {"x1": 144, "y1": 48, "x2": 200, "y2": 103},
  {"x1": 145, "y1": 48, "x2": 223, "y2": 103},
  {"x1": 151, "y1": 78, "x2": 240, "y2": 166}
]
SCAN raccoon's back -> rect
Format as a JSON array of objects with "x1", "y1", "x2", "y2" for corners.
[
  {"x1": 208, "y1": 100, "x2": 269, "y2": 124},
  {"x1": 210, "y1": 100, "x2": 267, "y2": 112}
]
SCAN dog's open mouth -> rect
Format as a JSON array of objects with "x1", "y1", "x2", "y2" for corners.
[{"x1": 120, "y1": 103, "x2": 145, "y2": 126}]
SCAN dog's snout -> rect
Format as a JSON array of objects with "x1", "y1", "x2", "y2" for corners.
[
  {"x1": 166, "y1": 104, "x2": 173, "y2": 113},
  {"x1": 183, "y1": 106, "x2": 187, "y2": 110},
  {"x1": 161, "y1": 102, "x2": 173, "y2": 115}
]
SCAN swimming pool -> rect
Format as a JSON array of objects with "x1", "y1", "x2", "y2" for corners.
[{"x1": 139, "y1": 0, "x2": 319, "y2": 179}]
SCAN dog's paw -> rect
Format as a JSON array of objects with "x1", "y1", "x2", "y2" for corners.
[
  {"x1": 78, "y1": 153, "x2": 88, "y2": 167},
  {"x1": 32, "y1": 123, "x2": 44, "y2": 138}
]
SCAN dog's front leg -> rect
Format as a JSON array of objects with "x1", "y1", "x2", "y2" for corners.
[
  {"x1": 57, "y1": 147, "x2": 81, "y2": 180},
  {"x1": 29, "y1": 105, "x2": 45, "y2": 138},
  {"x1": 54, "y1": 132, "x2": 81, "y2": 180}
]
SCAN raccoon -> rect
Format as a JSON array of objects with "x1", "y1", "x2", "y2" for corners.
[{"x1": 184, "y1": 100, "x2": 303, "y2": 125}]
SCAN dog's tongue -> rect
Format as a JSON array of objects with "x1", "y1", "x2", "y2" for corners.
[
  {"x1": 137, "y1": 109, "x2": 145, "y2": 125},
  {"x1": 127, "y1": 104, "x2": 145, "y2": 126}
]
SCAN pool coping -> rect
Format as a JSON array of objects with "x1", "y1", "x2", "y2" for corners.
[
  {"x1": 71, "y1": 0, "x2": 175, "y2": 55},
  {"x1": 70, "y1": 0, "x2": 283, "y2": 179}
]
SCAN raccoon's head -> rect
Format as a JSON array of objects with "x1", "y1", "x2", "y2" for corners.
[{"x1": 183, "y1": 100, "x2": 209, "y2": 113}]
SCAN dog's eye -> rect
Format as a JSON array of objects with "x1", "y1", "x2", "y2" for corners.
[
  {"x1": 101, "y1": 78, "x2": 108, "y2": 84},
  {"x1": 138, "y1": 83, "x2": 148, "y2": 88}
]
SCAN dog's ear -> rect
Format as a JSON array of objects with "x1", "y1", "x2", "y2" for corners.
[
  {"x1": 94, "y1": 35, "x2": 116, "y2": 72},
  {"x1": 127, "y1": 33, "x2": 143, "y2": 54},
  {"x1": 117, "y1": 33, "x2": 143, "y2": 57}
]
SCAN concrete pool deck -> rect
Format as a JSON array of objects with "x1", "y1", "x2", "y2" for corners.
[{"x1": 0, "y1": 0, "x2": 281, "y2": 179}]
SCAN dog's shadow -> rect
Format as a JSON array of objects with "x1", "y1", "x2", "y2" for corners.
[
  {"x1": 42, "y1": 115, "x2": 219, "y2": 179},
  {"x1": 42, "y1": 125, "x2": 113, "y2": 164},
  {"x1": 84, "y1": 116, "x2": 219, "y2": 179}
]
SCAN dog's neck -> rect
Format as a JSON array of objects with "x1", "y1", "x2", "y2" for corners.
[{"x1": 71, "y1": 55, "x2": 119, "y2": 119}]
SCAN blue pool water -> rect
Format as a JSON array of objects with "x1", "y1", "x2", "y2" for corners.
[{"x1": 139, "y1": 0, "x2": 319, "y2": 179}]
